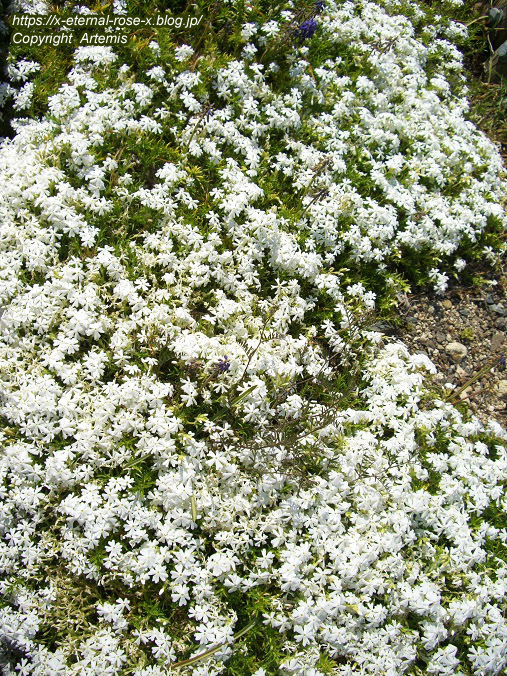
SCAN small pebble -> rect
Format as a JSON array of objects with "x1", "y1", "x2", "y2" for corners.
[
  {"x1": 491, "y1": 332, "x2": 505, "y2": 352},
  {"x1": 445, "y1": 342, "x2": 468, "y2": 362},
  {"x1": 497, "y1": 380, "x2": 507, "y2": 400},
  {"x1": 491, "y1": 303, "x2": 507, "y2": 316},
  {"x1": 442, "y1": 300, "x2": 452, "y2": 309}
]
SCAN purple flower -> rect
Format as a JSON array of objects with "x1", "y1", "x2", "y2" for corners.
[
  {"x1": 216, "y1": 356, "x2": 230, "y2": 373},
  {"x1": 296, "y1": 18, "x2": 318, "y2": 40},
  {"x1": 203, "y1": 103, "x2": 214, "y2": 120},
  {"x1": 314, "y1": 1, "x2": 325, "y2": 13}
]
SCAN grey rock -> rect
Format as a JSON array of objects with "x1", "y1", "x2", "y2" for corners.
[
  {"x1": 488, "y1": 7, "x2": 505, "y2": 28},
  {"x1": 491, "y1": 332, "x2": 505, "y2": 352},
  {"x1": 445, "y1": 341, "x2": 468, "y2": 362},
  {"x1": 486, "y1": 40, "x2": 507, "y2": 77},
  {"x1": 497, "y1": 380, "x2": 507, "y2": 400},
  {"x1": 479, "y1": 0, "x2": 507, "y2": 49},
  {"x1": 491, "y1": 303, "x2": 507, "y2": 316}
]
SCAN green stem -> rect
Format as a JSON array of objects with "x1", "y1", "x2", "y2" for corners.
[
  {"x1": 465, "y1": 15, "x2": 488, "y2": 27},
  {"x1": 446, "y1": 355, "x2": 502, "y2": 404},
  {"x1": 169, "y1": 620, "x2": 258, "y2": 670}
]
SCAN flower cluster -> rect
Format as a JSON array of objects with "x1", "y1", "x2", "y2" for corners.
[
  {"x1": 0, "y1": 0, "x2": 506, "y2": 673},
  {"x1": 296, "y1": 19, "x2": 318, "y2": 41}
]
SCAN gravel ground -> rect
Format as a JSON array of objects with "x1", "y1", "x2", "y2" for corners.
[{"x1": 394, "y1": 269, "x2": 507, "y2": 426}]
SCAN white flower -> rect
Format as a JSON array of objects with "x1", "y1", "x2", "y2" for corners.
[
  {"x1": 427, "y1": 645, "x2": 459, "y2": 675},
  {"x1": 175, "y1": 45, "x2": 194, "y2": 62},
  {"x1": 0, "y1": 2, "x2": 506, "y2": 672}
]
